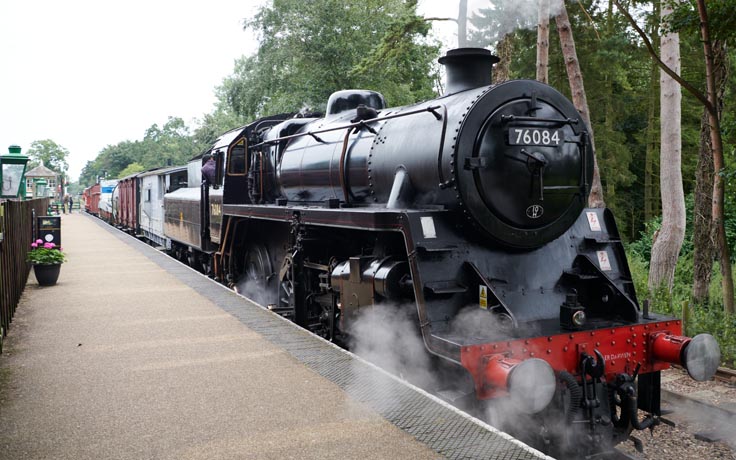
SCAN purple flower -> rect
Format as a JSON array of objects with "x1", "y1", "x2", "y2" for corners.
[
  {"x1": 31, "y1": 242, "x2": 38, "y2": 248},
  {"x1": 43, "y1": 243, "x2": 53, "y2": 249},
  {"x1": 36, "y1": 239, "x2": 43, "y2": 244}
]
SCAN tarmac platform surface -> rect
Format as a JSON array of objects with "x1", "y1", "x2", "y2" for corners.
[{"x1": 0, "y1": 212, "x2": 550, "y2": 460}]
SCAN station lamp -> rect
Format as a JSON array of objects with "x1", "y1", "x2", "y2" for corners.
[
  {"x1": 34, "y1": 178, "x2": 48, "y2": 198},
  {"x1": 1, "y1": 145, "x2": 30, "y2": 199}
]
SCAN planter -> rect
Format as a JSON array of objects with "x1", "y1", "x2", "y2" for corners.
[{"x1": 33, "y1": 263, "x2": 61, "y2": 286}]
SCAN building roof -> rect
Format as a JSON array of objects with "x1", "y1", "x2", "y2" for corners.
[{"x1": 25, "y1": 162, "x2": 58, "y2": 178}]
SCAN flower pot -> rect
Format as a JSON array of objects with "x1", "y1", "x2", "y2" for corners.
[{"x1": 33, "y1": 263, "x2": 61, "y2": 286}]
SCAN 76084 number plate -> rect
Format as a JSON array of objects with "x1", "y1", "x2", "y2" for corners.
[{"x1": 508, "y1": 128, "x2": 563, "y2": 146}]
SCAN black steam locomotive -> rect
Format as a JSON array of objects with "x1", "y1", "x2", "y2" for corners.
[{"x1": 182, "y1": 48, "x2": 719, "y2": 457}]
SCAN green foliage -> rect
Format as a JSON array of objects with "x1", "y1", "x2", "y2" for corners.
[
  {"x1": 349, "y1": 11, "x2": 439, "y2": 105},
  {"x1": 666, "y1": 0, "x2": 736, "y2": 42},
  {"x1": 628, "y1": 193, "x2": 736, "y2": 366},
  {"x1": 80, "y1": 117, "x2": 202, "y2": 187},
  {"x1": 26, "y1": 139, "x2": 70, "y2": 174},
  {"x1": 66, "y1": 181, "x2": 83, "y2": 196},
  {"x1": 117, "y1": 162, "x2": 146, "y2": 178},
  {"x1": 219, "y1": 0, "x2": 438, "y2": 119},
  {"x1": 192, "y1": 107, "x2": 244, "y2": 149},
  {"x1": 629, "y1": 248, "x2": 736, "y2": 366},
  {"x1": 626, "y1": 216, "x2": 659, "y2": 264}
]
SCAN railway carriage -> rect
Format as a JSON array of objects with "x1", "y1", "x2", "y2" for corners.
[
  {"x1": 115, "y1": 173, "x2": 140, "y2": 232},
  {"x1": 162, "y1": 156, "x2": 223, "y2": 270},
  {"x1": 82, "y1": 183, "x2": 100, "y2": 215},
  {"x1": 139, "y1": 165, "x2": 188, "y2": 248},
  {"x1": 98, "y1": 179, "x2": 118, "y2": 223}
]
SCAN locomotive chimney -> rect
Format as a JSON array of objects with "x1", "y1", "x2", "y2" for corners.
[{"x1": 439, "y1": 48, "x2": 500, "y2": 96}]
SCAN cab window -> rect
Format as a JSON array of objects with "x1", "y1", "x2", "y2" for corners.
[{"x1": 228, "y1": 139, "x2": 247, "y2": 176}]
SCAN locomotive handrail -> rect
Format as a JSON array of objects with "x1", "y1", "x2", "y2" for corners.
[
  {"x1": 500, "y1": 115, "x2": 579, "y2": 126},
  {"x1": 250, "y1": 105, "x2": 444, "y2": 148}
]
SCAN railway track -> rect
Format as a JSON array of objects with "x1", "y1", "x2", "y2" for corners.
[
  {"x1": 659, "y1": 368, "x2": 736, "y2": 447},
  {"x1": 661, "y1": 388, "x2": 735, "y2": 426},
  {"x1": 612, "y1": 370, "x2": 736, "y2": 459},
  {"x1": 714, "y1": 366, "x2": 736, "y2": 386}
]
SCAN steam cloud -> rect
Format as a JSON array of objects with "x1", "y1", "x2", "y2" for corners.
[
  {"x1": 235, "y1": 277, "x2": 274, "y2": 307},
  {"x1": 347, "y1": 304, "x2": 436, "y2": 388},
  {"x1": 427, "y1": 0, "x2": 565, "y2": 49},
  {"x1": 468, "y1": 0, "x2": 565, "y2": 46}
]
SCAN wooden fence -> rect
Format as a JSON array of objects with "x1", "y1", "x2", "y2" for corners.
[{"x1": 0, "y1": 198, "x2": 50, "y2": 351}]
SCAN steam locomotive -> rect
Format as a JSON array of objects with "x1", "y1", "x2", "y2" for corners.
[{"x1": 98, "y1": 48, "x2": 721, "y2": 458}]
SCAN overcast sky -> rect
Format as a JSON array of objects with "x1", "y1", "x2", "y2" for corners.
[{"x1": 0, "y1": 0, "x2": 477, "y2": 181}]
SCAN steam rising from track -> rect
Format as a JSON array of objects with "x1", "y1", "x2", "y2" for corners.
[
  {"x1": 347, "y1": 304, "x2": 436, "y2": 389},
  {"x1": 235, "y1": 278, "x2": 274, "y2": 308}
]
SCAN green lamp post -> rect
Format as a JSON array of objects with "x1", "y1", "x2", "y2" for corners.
[{"x1": 1, "y1": 145, "x2": 30, "y2": 199}]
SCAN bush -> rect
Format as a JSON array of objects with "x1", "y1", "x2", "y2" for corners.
[{"x1": 627, "y1": 246, "x2": 736, "y2": 367}]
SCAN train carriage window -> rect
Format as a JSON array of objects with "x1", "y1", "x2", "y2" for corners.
[{"x1": 228, "y1": 139, "x2": 247, "y2": 176}]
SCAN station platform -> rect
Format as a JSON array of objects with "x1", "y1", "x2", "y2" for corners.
[{"x1": 0, "y1": 213, "x2": 550, "y2": 460}]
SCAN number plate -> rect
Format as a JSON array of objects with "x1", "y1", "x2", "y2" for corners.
[{"x1": 508, "y1": 128, "x2": 563, "y2": 146}]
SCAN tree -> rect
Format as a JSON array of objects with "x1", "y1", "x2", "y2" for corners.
[
  {"x1": 537, "y1": 0, "x2": 550, "y2": 83},
  {"x1": 79, "y1": 118, "x2": 201, "y2": 187},
  {"x1": 649, "y1": 0, "x2": 685, "y2": 292},
  {"x1": 554, "y1": 1, "x2": 605, "y2": 208},
  {"x1": 140, "y1": 117, "x2": 201, "y2": 168},
  {"x1": 696, "y1": 0, "x2": 734, "y2": 313},
  {"x1": 193, "y1": 105, "x2": 244, "y2": 149},
  {"x1": 644, "y1": 0, "x2": 661, "y2": 226},
  {"x1": 118, "y1": 162, "x2": 146, "y2": 178},
  {"x1": 614, "y1": 0, "x2": 735, "y2": 312},
  {"x1": 466, "y1": 2, "x2": 541, "y2": 83},
  {"x1": 493, "y1": 34, "x2": 514, "y2": 83},
  {"x1": 220, "y1": 0, "x2": 437, "y2": 120},
  {"x1": 26, "y1": 139, "x2": 69, "y2": 175},
  {"x1": 666, "y1": 3, "x2": 736, "y2": 305},
  {"x1": 692, "y1": 40, "x2": 726, "y2": 304},
  {"x1": 26, "y1": 139, "x2": 71, "y2": 196}
]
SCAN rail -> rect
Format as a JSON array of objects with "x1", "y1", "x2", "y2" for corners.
[{"x1": 0, "y1": 198, "x2": 50, "y2": 351}]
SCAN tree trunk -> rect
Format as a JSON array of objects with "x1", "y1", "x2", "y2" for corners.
[
  {"x1": 692, "y1": 40, "x2": 726, "y2": 305},
  {"x1": 493, "y1": 34, "x2": 513, "y2": 84},
  {"x1": 697, "y1": 0, "x2": 735, "y2": 314},
  {"x1": 536, "y1": 0, "x2": 550, "y2": 83},
  {"x1": 555, "y1": 2, "x2": 605, "y2": 208},
  {"x1": 692, "y1": 108, "x2": 716, "y2": 303},
  {"x1": 458, "y1": 0, "x2": 468, "y2": 48},
  {"x1": 648, "y1": 0, "x2": 685, "y2": 292},
  {"x1": 644, "y1": 73, "x2": 660, "y2": 223},
  {"x1": 644, "y1": 1, "x2": 660, "y2": 224}
]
